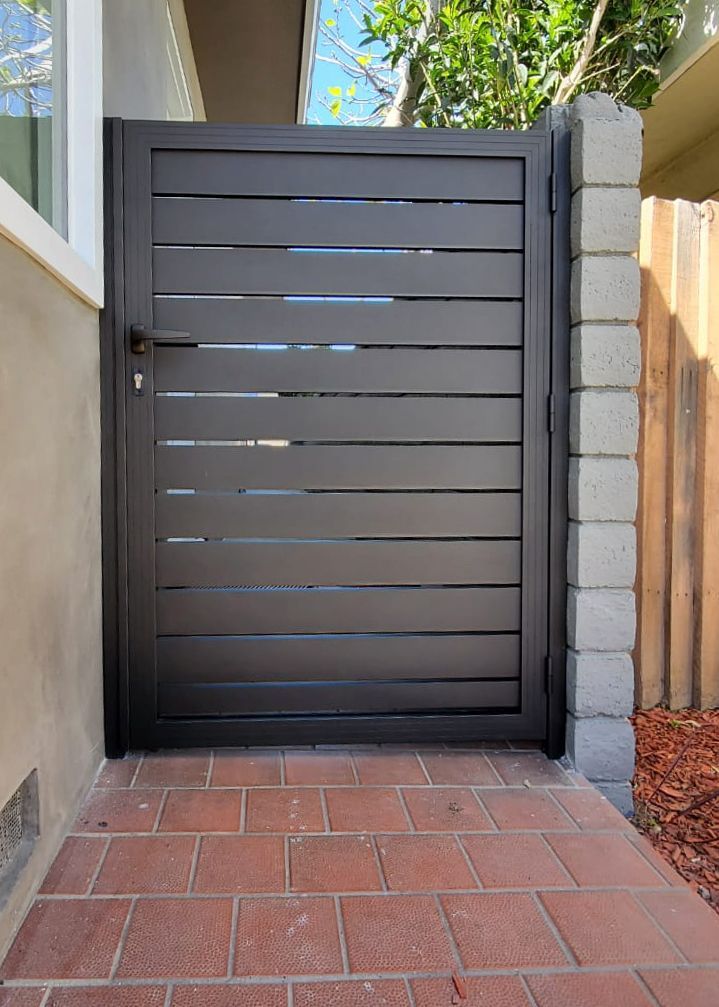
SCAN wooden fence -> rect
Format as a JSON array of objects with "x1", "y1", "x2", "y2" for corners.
[{"x1": 636, "y1": 198, "x2": 719, "y2": 710}]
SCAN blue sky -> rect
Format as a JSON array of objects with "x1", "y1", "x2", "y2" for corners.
[{"x1": 306, "y1": 0, "x2": 391, "y2": 125}]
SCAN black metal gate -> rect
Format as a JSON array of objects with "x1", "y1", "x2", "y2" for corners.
[{"x1": 102, "y1": 121, "x2": 568, "y2": 752}]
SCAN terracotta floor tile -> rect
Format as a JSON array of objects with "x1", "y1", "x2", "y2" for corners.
[
  {"x1": 546, "y1": 834, "x2": 666, "y2": 888},
  {"x1": 246, "y1": 789, "x2": 324, "y2": 834},
  {"x1": 325, "y1": 788, "x2": 409, "y2": 833},
  {"x1": 549, "y1": 786, "x2": 632, "y2": 830},
  {"x1": 412, "y1": 976, "x2": 531, "y2": 1007},
  {"x1": 46, "y1": 988, "x2": 167, "y2": 1006},
  {"x1": 539, "y1": 891, "x2": 680, "y2": 966},
  {"x1": 290, "y1": 835, "x2": 381, "y2": 892},
  {"x1": 376, "y1": 835, "x2": 477, "y2": 891},
  {"x1": 284, "y1": 753, "x2": 355, "y2": 786},
  {"x1": 135, "y1": 754, "x2": 210, "y2": 788},
  {"x1": 211, "y1": 752, "x2": 282, "y2": 788},
  {"x1": 95, "y1": 759, "x2": 140, "y2": 788},
  {"x1": 462, "y1": 834, "x2": 572, "y2": 889},
  {"x1": 352, "y1": 753, "x2": 426, "y2": 786},
  {"x1": 158, "y1": 789, "x2": 242, "y2": 833},
  {"x1": 234, "y1": 897, "x2": 342, "y2": 976},
  {"x1": 479, "y1": 788, "x2": 575, "y2": 831},
  {"x1": 73, "y1": 790, "x2": 162, "y2": 833},
  {"x1": 39, "y1": 837, "x2": 107, "y2": 895},
  {"x1": 117, "y1": 898, "x2": 233, "y2": 978},
  {"x1": 194, "y1": 835, "x2": 285, "y2": 893},
  {"x1": 0, "y1": 991, "x2": 47, "y2": 1006},
  {"x1": 486, "y1": 752, "x2": 571, "y2": 786},
  {"x1": 626, "y1": 833, "x2": 689, "y2": 887},
  {"x1": 171, "y1": 985, "x2": 288, "y2": 1006},
  {"x1": 93, "y1": 835, "x2": 195, "y2": 894},
  {"x1": 294, "y1": 980, "x2": 410, "y2": 1006},
  {"x1": 441, "y1": 893, "x2": 568, "y2": 969},
  {"x1": 638, "y1": 890, "x2": 719, "y2": 963},
  {"x1": 526, "y1": 972, "x2": 653, "y2": 1007},
  {"x1": 341, "y1": 895, "x2": 455, "y2": 973},
  {"x1": 0, "y1": 899, "x2": 130, "y2": 980},
  {"x1": 420, "y1": 752, "x2": 498, "y2": 786},
  {"x1": 639, "y1": 967, "x2": 719, "y2": 1007},
  {"x1": 401, "y1": 788, "x2": 492, "y2": 832}
]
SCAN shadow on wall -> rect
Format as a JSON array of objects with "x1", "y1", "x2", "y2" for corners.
[{"x1": 635, "y1": 197, "x2": 719, "y2": 711}]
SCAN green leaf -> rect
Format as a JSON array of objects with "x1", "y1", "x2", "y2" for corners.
[
  {"x1": 329, "y1": 98, "x2": 342, "y2": 117},
  {"x1": 327, "y1": 86, "x2": 342, "y2": 96},
  {"x1": 325, "y1": 18, "x2": 336, "y2": 27}
]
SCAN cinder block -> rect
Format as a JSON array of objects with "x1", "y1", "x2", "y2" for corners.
[
  {"x1": 567, "y1": 650, "x2": 634, "y2": 718},
  {"x1": 570, "y1": 390, "x2": 638, "y2": 455},
  {"x1": 567, "y1": 587, "x2": 636, "y2": 651},
  {"x1": 571, "y1": 324, "x2": 641, "y2": 389},
  {"x1": 566, "y1": 713, "x2": 636, "y2": 783},
  {"x1": 568, "y1": 457, "x2": 638, "y2": 521},
  {"x1": 570, "y1": 94, "x2": 643, "y2": 189},
  {"x1": 571, "y1": 188, "x2": 641, "y2": 256},
  {"x1": 571, "y1": 256, "x2": 640, "y2": 324},
  {"x1": 567, "y1": 522, "x2": 636, "y2": 588}
]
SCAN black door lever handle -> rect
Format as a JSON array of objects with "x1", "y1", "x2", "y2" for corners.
[{"x1": 130, "y1": 324, "x2": 191, "y2": 353}]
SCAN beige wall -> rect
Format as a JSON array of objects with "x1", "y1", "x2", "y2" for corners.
[
  {"x1": 0, "y1": 235, "x2": 104, "y2": 958},
  {"x1": 103, "y1": 0, "x2": 204, "y2": 120}
]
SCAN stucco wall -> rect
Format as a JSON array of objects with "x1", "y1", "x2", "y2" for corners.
[{"x1": 0, "y1": 236, "x2": 104, "y2": 958}]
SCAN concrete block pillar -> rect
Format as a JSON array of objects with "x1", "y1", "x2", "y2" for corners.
[{"x1": 565, "y1": 93, "x2": 642, "y2": 814}]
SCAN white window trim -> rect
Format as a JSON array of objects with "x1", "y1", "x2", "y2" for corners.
[{"x1": 0, "y1": 0, "x2": 103, "y2": 308}]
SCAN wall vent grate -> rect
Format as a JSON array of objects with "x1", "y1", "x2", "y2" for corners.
[{"x1": 0, "y1": 785, "x2": 25, "y2": 873}]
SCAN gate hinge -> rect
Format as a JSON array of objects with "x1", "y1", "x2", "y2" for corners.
[
  {"x1": 547, "y1": 393, "x2": 556, "y2": 433},
  {"x1": 544, "y1": 655, "x2": 554, "y2": 695},
  {"x1": 549, "y1": 171, "x2": 557, "y2": 213}
]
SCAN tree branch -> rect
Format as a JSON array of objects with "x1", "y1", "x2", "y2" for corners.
[{"x1": 553, "y1": 0, "x2": 610, "y2": 105}]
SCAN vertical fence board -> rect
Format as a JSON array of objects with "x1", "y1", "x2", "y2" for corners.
[
  {"x1": 636, "y1": 199, "x2": 674, "y2": 708},
  {"x1": 666, "y1": 201, "x2": 701, "y2": 709},
  {"x1": 694, "y1": 201, "x2": 719, "y2": 709}
]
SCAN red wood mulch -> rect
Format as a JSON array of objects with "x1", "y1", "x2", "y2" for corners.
[{"x1": 632, "y1": 707, "x2": 719, "y2": 913}]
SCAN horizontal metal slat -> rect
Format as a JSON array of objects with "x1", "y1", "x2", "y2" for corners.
[
  {"x1": 158, "y1": 679, "x2": 520, "y2": 717},
  {"x1": 154, "y1": 395, "x2": 522, "y2": 443},
  {"x1": 155, "y1": 539, "x2": 521, "y2": 587},
  {"x1": 154, "y1": 445, "x2": 522, "y2": 491},
  {"x1": 155, "y1": 491, "x2": 522, "y2": 540},
  {"x1": 152, "y1": 247, "x2": 523, "y2": 298},
  {"x1": 151, "y1": 150, "x2": 525, "y2": 202},
  {"x1": 157, "y1": 633, "x2": 520, "y2": 684},
  {"x1": 152, "y1": 197, "x2": 525, "y2": 250},
  {"x1": 152, "y1": 298, "x2": 524, "y2": 347},
  {"x1": 154, "y1": 347, "x2": 522, "y2": 394},
  {"x1": 156, "y1": 586, "x2": 520, "y2": 636}
]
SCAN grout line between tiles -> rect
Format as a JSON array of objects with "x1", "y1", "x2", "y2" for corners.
[
  {"x1": 404, "y1": 975, "x2": 417, "y2": 1007},
  {"x1": 530, "y1": 891, "x2": 577, "y2": 968},
  {"x1": 187, "y1": 834, "x2": 202, "y2": 894},
  {"x1": 536, "y1": 833, "x2": 578, "y2": 887},
  {"x1": 454, "y1": 833, "x2": 484, "y2": 890},
  {"x1": 129, "y1": 756, "x2": 144, "y2": 789},
  {"x1": 394, "y1": 787, "x2": 416, "y2": 832},
  {"x1": 432, "y1": 892, "x2": 465, "y2": 973},
  {"x1": 227, "y1": 896, "x2": 240, "y2": 978},
  {"x1": 239, "y1": 788, "x2": 247, "y2": 834},
  {"x1": 334, "y1": 895, "x2": 351, "y2": 975},
  {"x1": 318, "y1": 788, "x2": 331, "y2": 834},
  {"x1": 369, "y1": 834, "x2": 389, "y2": 892},
  {"x1": 163, "y1": 983, "x2": 173, "y2": 1007},
  {"x1": 109, "y1": 896, "x2": 137, "y2": 980},
  {"x1": 205, "y1": 752, "x2": 214, "y2": 789},
  {"x1": 284, "y1": 834, "x2": 291, "y2": 894},
  {"x1": 518, "y1": 973, "x2": 541, "y2": 1006},
  {"x1": 280, "y1": 752, "x2": 286, "y2": 787},
  {"x1": 152, "y1": 790, "x2": 170, "y2": 834},
  {"x1": 86, "y1": 836, "x2": 112, "y2": 895},
  {"x1": 629, "y1": 890, "x2": 690, "y2": 965},
  {"x1": 414, "y1": 753, "x2": 433, "y2": 785},
  {"x1": 631, "y1": 968, "x2": 665, "y2": 1007}
]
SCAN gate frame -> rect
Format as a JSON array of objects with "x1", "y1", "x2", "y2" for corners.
[{"x1": 100, "y1": 119, "x2": 569, "y2": 758}]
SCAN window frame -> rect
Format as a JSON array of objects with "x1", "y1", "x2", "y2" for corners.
[{"x1": 0, "y1": 0, "x2": 103, "y2": 307}]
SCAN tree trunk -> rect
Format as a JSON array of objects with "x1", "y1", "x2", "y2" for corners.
[{"x1": 383, "y1": 0, "x2": 440, "y2": 127}]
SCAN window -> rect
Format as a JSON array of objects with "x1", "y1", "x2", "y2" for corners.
[
  {"x1": 0, "y1": 0, "x2": 67, "y2": 234},
  {"x1": 0, "y1": 0, "x2": 102, "y2": 307}
]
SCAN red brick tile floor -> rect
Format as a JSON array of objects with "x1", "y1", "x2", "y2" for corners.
[{"x1": 2, "y1": 746, "x2": 719, "y2": 1006}]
